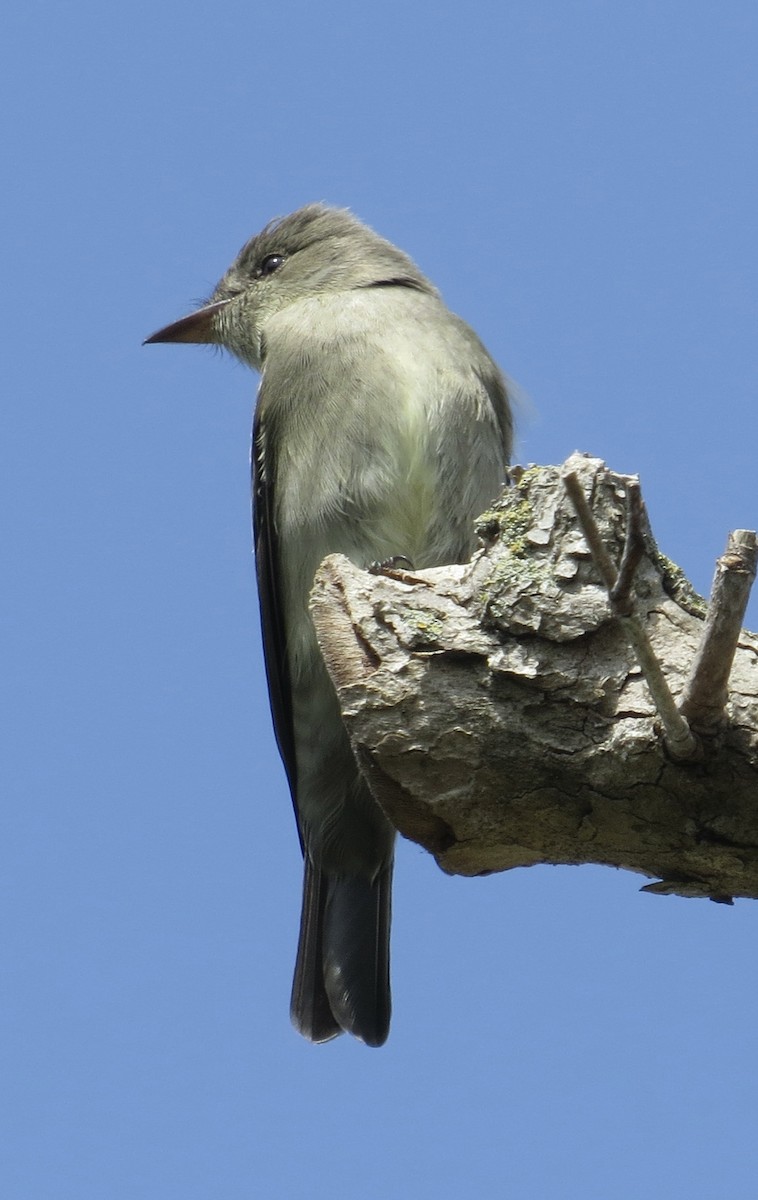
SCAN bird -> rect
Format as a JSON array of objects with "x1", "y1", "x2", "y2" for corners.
[{"x1": 145, "y1": 204, "x2": 512, "y2": 1046}]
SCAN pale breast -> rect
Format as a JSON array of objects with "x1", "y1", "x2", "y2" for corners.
[{"x1": 258, "y1": 287, "x2": 508, "y2": 679}]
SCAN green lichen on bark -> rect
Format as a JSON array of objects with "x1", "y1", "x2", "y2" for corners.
[
  {"x1": 651, "y1": 549, "x2": 708, "y2": 619},
  {"x1": 476, "y1": 477, "x2": 536, "y2": 558}
]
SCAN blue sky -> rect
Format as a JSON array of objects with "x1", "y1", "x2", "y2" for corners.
[{"x1": 4, "y1": 2, "x2": 758, "y2": 1196}]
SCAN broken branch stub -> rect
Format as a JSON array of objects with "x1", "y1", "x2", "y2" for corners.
[{"x1": 310, "y1": 454, "x2": 758, "y2": 902}]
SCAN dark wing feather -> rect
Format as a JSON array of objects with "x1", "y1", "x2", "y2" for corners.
[{"x1": 252, "y1": 409, "x2": 300, "y2": 837}]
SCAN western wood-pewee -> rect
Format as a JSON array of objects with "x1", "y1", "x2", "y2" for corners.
[{"x1": 145, "y1": 204, "x2": 512, "y2": 1046}]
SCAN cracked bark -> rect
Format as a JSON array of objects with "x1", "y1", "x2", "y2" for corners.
[{"x1": 309, "y1": 453, "x2": 758, "y2": 904}]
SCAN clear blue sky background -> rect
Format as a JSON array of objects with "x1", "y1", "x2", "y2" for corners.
[{"x1": 4, "y1": 3, "x2": 758, "y2": 1197}]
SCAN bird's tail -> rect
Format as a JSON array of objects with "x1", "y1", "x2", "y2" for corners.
[{"x1": 290, "y1": 858, "x2": 392, "y2": 1047}]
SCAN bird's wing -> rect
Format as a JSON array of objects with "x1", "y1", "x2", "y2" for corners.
[
  {"x1": 451, "y1": 315, "x2": 514, "y2": 462},
  {"x1": 479, "y1": 363, "x2": 514, "y2": 463},
  {"x1": 252, "y1": 408, "x2": 300, "y2": 838}
]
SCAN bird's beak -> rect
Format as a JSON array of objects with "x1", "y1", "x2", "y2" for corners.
[{"x1": 143, "y1": 298, "x2": 231, "y2": 345}]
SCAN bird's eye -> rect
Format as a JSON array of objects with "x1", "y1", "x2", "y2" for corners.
[{"x1": 259, "y1": 254, "x2": 285, "y2": 277}]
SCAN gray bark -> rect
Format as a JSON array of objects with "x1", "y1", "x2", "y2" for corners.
[{"x1": 310, "y1": 454, "x2": 758, "y2": 904}]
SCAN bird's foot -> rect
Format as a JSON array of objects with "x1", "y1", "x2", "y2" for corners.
[{"x1": 367, "y1": 556, "x2": 431, "y2": 586}]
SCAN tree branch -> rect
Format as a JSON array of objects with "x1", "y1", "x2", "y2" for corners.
[{"x1": 310, "y1": 454, "x2": 758, "y2": 903}]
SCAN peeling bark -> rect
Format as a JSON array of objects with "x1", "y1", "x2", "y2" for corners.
[{"x1": 310, "y1": 454, "x2": 758, "y2": 904}]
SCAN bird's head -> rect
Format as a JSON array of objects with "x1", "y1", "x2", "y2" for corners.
[{"x1": 144, "y1": 204, "x2": 435, "y2": 370}]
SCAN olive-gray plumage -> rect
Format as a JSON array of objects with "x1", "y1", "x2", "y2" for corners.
[{"x1": 145, "y1": 204, "x2": 512, "y2": 1045}]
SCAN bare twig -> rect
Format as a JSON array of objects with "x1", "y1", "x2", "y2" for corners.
[
  {"x1": 610, "y1": 481, "x2": 644, "y2": 614},
  {"x1": 679, "y1": 530, "x2": 758, "y2": 732},
  {"x1": 561, "y1": 473, "x2": 617, "y2": 589},
  {"x1": 563, "y1": 470, "x2": 698, "y2": 759}
]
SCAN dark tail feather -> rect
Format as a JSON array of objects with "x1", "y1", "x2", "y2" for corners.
[
  {"x1": 290, "y1": 860, "x2": 393, "y2": 1047},
  {"x1": 290, "y1": 860, "x2": 342, "y2": 1043},
  {"x1": 322, "y1": 868, "x2": 392, "y2": 1048}
]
